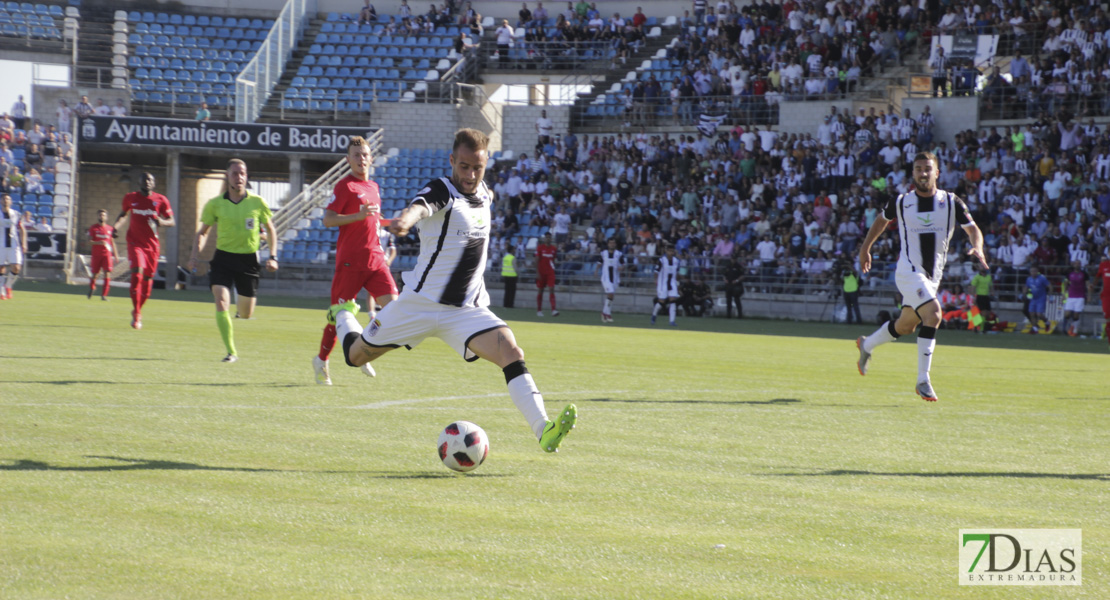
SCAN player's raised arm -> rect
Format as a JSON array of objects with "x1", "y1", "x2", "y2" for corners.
[
  {"x1": 857, "y1": 214, "x2": 890, "y2": 274},
  {"x1": 961, "y1": 221, "x2": 989, "y2": 270},
  {"x1": 389, "y1": 203, "x2": 430, "y2": 237}
]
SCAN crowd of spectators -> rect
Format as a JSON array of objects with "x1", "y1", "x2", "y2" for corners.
[
  {"x1": 479, "y1": 103, "x2": 1109, "y2": 307},
  {"x1": 1, "y1": 94, "x2": 82, "y2": 233},
  {"x1": 594, "y1": 0, "x2": 926, "y2": 128},
  {"x1": 489, "y1": 1, "x2": 655, "y2": 70}
]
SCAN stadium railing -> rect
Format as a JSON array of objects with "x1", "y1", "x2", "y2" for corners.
[
  {"x1": 477, "y1": 39, "x2": 620, "y2": 73},
  {"x1": 235, "y1": 0, "x2": 317, "y2": 123}
]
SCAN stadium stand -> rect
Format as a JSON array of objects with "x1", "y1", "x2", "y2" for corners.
[
  {"x1": 0, "y1": 2, "x2": 65, "y2": 42},
  {"x1": 122, "y1": 11, "x2": 274, "y2": 110}
]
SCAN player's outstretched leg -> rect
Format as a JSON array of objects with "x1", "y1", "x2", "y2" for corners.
[
  {"x1": 539, "y1": 404, "x2": 578, "y2": 453},
  {"x1": 312, "y1": 355, "x2": 332, "y2": 385},
  {"x1": 856, "y1": 336, "x2": 871, "y2": 375}
]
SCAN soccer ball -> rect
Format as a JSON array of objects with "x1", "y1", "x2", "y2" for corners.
[{"x1": 437, "y1": 421, "x2": 489, "y2": 473}]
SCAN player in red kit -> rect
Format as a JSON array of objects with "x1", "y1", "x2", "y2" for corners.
[
  {"x1": 87, "y1": 209, "x2": 117, "y2": 300},
  {"x1": 312, "y1": 136, "x2": 399, "y2": 385},
  {"x1": 1098, "y1": 248, "x2": 1110, "y2": 347},
  {"x1": 113, "y1": 172, "x2": 175, "y2": 329},
  {"x1": 535, "y1": 232, "x2": 559, "y2": 316}
]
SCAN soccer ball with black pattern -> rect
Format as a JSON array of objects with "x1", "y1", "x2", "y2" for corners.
[{"x1": 437, "y1": 421, "x2": 489, "y2": 473}]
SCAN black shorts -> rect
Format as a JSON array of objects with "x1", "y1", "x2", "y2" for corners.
[
  {"x1": 975, "y1": 295, "x2": 991, "y2": 312},
  {"x1": 209, "y1": 249, "x2": 260, "y2": 298}
]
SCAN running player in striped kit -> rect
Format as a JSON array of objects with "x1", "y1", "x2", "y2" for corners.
[
  {"x1": 328, "y1": 129, "x2": 577, "y2": 454},
  {"x1": 0, "y1": 193, "x2": 26, "y2": 300},
  {"x1": 599, "y1": 238, "x2": 622, "y2": 322},
  {"x1": 651, "y1": 244, "x2": 680, "y2": 326},
  {"x1": 855, "y1": 152, "x2": 989, "y2": 401}
]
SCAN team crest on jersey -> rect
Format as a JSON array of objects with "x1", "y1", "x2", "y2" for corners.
[{"x1": 367, "y1": 318, "x2": 382, "y2": 337}]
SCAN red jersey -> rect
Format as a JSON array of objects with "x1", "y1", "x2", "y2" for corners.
[
  {"x1": 1099, "y1": 259, "x2": 1110, "y2": 298},
  {"x1": 121, "y1": 191, "x2": 173, "y2": 248},
  {"x1": 88, "y1": 223, "x2": 115, "y2": 255},
  {"x1": 536, "y1": 243, "x2": 557, "y2": 273},
  {"x1": 327, "y1": 174, "x2": 385, "y2": 270}
]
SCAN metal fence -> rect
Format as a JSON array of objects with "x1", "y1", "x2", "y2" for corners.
[
  {"x1": 235, "y1": 0, "x2": 316, "y2": 123},
  {"x1": 479, "y1": 39, "x2": 621, "y2": 73}
]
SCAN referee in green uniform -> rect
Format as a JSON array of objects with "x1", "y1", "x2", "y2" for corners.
[{"x1": 187, "y1": 158, "x2": 279, "y2": 362}]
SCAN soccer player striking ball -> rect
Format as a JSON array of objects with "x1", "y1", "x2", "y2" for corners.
[
  {"x1": 0, "y1": 193, "x2": 26, "y2": 300},
  {"x1": 187, "y1": 159, "x2": 279, "y2": 362},
  {"x1": 651, "y1": 244, "x2": 680, "y2": 326},
  {"x1": 599, "y1": 237, "x2": 623, "y2": 322},
  {"x1": 113, "y1": 172, "x2": 175, "y2": 328},
  {"x1": 329, "y1": 128, "x2": 577, "y2": 453},
  {"x1": 535, "y1": 232, "x2": 559, "y2": 316},
  {"x1": 856, "y1": 152, "x2": 988, "y2": 401},
  {"x1": 313, "y1": 136, "x2": 399, "y2": 385},
  {"x1": 87, "y1": 209, "x2": 118, "y2": 300}
]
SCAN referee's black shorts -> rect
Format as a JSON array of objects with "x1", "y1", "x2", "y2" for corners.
[
  {"x1": 975, "y1": 294, "x2": 991, "y2": 312},
  {"x1": 209, "y1": 249, "x2": 260, "y2": 298}
]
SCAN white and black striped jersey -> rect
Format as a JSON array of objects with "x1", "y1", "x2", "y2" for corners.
[
  {"x1": 402, "y1": 177, "x2": 494, "y2": 307},
  {"x1": 656, "y1": 254, "x2": 680, "y2": 297},
  {"x1": 883, "y1": 189, "x2": 974, "y2": 282},
  {"x1": 1, "y1": 208, "x2": 20, "y2": 248},
  {"x1": 599, "y1": 249, "x2": 623, "y2": 284}
]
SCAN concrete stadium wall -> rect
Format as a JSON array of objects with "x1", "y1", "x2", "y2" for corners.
[
  {"x1": 369, "y1": 102, "x2": 499, "y2": 152},
  {"x1": 31, "y1": 86, "x2": 131, "y2": 134},
  {"x1": 500, "y1": 104, "x2": 571, "y2": 159},
  {"x1": 901, "y1": 96, "x2": 979, "y2": 147},
  {"x1": 776, "y1": 95, "x2": 980, "y2": 145}
]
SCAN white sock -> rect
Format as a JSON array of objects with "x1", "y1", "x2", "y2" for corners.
[
  {"x1": 668, "y1": 302, "x2": 676, "y2": 322},
  {"x1": 917, "y1": 326, "x2": 937, "y2": 382},
  {"x1": 652, "y1": 301, "x2": 661, "y2": 317},
  {"x1": 5, "y1": 272, "x2": 15, "y2": 288},
  {"x1": 507, "y1": 373, "x2": 548, "y2": 439},
  {"x1": 335, "y1": 310, "x2": 361, "y2": 341},
  {"x1": 603, "y1": 298, "x2": 611, "y2": 313},
  {"x1": 863, "y1": 320, "x2": 898, "y2": 353}
]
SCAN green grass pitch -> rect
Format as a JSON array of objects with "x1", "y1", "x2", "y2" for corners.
[{"x1": 1, "y1": 283, "x2": 1106, "y2": 599}]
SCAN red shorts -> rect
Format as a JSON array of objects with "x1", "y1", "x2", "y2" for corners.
[
  {"x1": 127, "y1": 244, "x2": 159, "y2": 274},
  {"x1": 330, "y1": 262, "x2": 398, "y2": 304},
  {"x1": 536, "y1": 269, "x2": 556, "y2": 289},
  {"x1": 90, "y1": 251, "x2": 114, "y2": 274},
  {"x1": 1102, "y1": 295, "x2": 1110, "y2": 318}
]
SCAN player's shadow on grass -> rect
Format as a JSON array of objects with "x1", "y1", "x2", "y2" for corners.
[
  {"x1": 773, "y1": 469, "x2": 1110, "y2": 481},
  {"x1": 0, "y1": 356, "x2": 168, "y2": 361},
  {"x1": 0, "y1": 456, "x2": 510, "y2": 478},
  {"x1": 585, "y1": 397, "x2": 803, "y2": 406},
  {"x1": 1, "y1": 380, "x2": 310, "y2": 388}
]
